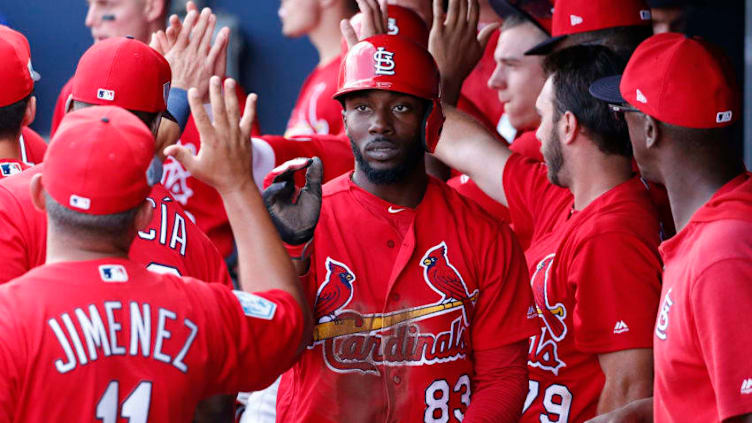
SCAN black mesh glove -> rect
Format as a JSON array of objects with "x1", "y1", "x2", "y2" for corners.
[{"x1": 262, "y1": 157, "x2": 323, "y2": 245}]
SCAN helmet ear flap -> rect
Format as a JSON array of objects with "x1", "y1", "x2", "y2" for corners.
[{"x1": 423, "y1": 99, "x2": 445, "y2": 153}]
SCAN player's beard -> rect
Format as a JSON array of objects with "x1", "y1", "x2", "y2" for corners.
[
  {"x1": 350, "y1": 136, "x2": 425, "y2": 185},
  {"x1": 543, "y1": 126, "x2": 565, "y2": 188}
]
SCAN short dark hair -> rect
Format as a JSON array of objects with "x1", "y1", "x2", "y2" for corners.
[
  {"x1": 564, "y1": 25, "x2": 653, "y2": 63},
  {"x1": 0, "y1": 95, "x2": 30, "y2": 139},
  {"x1": 543, "y1": 45, "x2": 632, "y2": 157},
  {"x1": 45, "y1": 192, "x2": 141, "y2": 239}
]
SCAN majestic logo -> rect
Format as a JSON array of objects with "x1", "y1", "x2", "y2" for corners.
[
  {"x1": 311, "y1": 243, "x2": 478, "y2": 375},
  {"x1": 373, "y1": 47, "x2": 396, "y2": 76},
  {"x1": 161, "y1": 141, "x2": 196, "y2": 205},
  {"x1": 741, "y1": 379, "x2": 752, "y2": 395},
  {"x1": 96, "y1": 88, "x2": 115, "y2": 101},
  {"x1": 387, "y1": 17, "x2": 399, "y2": 35},
  {"x1": 99, "y1": 265, "x2": 128, "y2": 282},
  {"x1": 528, "y1": 253, "x2": 568, "y2": 375},
  {"x1": 613, "y1": 320, "x2": 630, "y2": 334},
  {"x1": 570, "y1": 15, "x2": 583, "y2": 26},
  {"x1": 655, "y1": 288, "x2": 674, "y2": 341}
]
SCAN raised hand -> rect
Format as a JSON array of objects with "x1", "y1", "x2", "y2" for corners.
[
  {"x1": 150, "y1": 2, "x2": 230, "y2": 100},
  {"x1": 262, "y1": 157, "x2": 323, "y2": 246},
  {"x1": 164, "y1": 76, "x2": 256, "y2": 195},
  {"x1": 428, "y1": 0, "x2": 499, "y2": 104},
  {"x1": 341, "y1": 0, "x2": 388, "y2": 49}
]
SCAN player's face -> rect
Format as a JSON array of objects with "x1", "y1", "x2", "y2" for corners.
[
  {"x1": 535, "y1": 78, "x2": 566, "y2": 187},
  {"x1": 278, "y1": 0, "x2": 320, "y2": 37},
  {"x1": 85, "y1": 0, "x2": 152, "y2": 43},
  {"x1": 651, "y1": 7, "x2": 686, "y2": 34},
  {"x1": 488, "y1": 22, "x2": 547, "y2": 132},
  {"x1": 343, "y1": 90, "x2": 427, "y2": 185}
]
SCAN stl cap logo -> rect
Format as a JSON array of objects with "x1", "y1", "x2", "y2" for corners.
[
  {"x1": 97, "y1": 88, "x2": 115, "y2": 101},
  {"x1": 636, "y1": 89, "x2": 648, "y2": 104},
  {"x1": 741, "y1": 379, "x2": 752, "y2": 395},
  {"x1": 570, "y1": 15, "x2": 583, "y2": 26},
  {"x1": 716, "y1": 110, "x2": 733, "y2": 123},
  {"x1": 373, "y1": 47, "x2": 396, "y2": 76},
  {"x1": 69, "y1": 194, "x2": 91, "y2": 210},
  {"x1": 387, "y1": 17, "x2": 399, "y2": 35},
  {"x1": 640, "y1": 10, "x2": 651, "y2": 20}
]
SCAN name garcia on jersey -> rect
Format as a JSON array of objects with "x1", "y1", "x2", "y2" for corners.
[{"x1": 48, "y1": 301, "x2": 197, "y2": 375}]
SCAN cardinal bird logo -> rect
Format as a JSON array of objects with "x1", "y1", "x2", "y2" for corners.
[
  {"x1": 421, "y1": 242, "x2": 478, "y2": 325},
  {"x1": 314, "y1": 258, "x2": 357, "y2": 323}
]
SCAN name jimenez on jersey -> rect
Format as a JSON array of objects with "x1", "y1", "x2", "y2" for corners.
[{"x1": 48, "y1": 301, "x2": 197, "y2": 375}]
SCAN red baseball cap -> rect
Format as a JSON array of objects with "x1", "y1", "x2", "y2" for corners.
[
  {"x1": 72, "y1": 37, "x2": 172, "y2": 115},
  {"x1": 526, "y1": 0, "x2": 652, "y2": 55},
  {"x1": 43, "y1": 106, "x2": 155, "y2": 215},
  {"x1": 489, "y1": 0, "x2": 553, "y2": 35},
  {"x1": 0, "y1": 25, "x2": 40, "y2": 107},
  {"x1": 589, "y1": 33, "x2": 739, "y2": 129}
]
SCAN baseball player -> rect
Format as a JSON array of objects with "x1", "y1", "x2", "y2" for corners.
[
  {"x1": 0, "y1": 25, "x2": 47, "y2": 176},
  {"x1": 0, "y1": 77, "x2": 311, "y2": 419},
  {"x1": 264, "y1": 34, "x2": 538, "y2": 422},
  {"x1": 280, "y1": 0, "x2": 358, "y2": 137},
  {"x1": 588, "y1": 33, "x2": 750, "y2": 423},
  {"x1": 432, "y1": 42, "x2": 663, "y2": 421}
]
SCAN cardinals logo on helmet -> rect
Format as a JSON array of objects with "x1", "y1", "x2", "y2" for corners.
[
  {"x1": 314, "y1": 258, "x2": 356, "y2": 323},
  {"x1": 373, "y1": 47, "x2": 396, "y2": 76},
  {"x1": 421, "y1": 241, "x2": 478, "y2": 326}
]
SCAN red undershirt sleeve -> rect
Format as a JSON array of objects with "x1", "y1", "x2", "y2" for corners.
[{"x1": 463, "y1": 340, "x2": 529, "y2": 423}]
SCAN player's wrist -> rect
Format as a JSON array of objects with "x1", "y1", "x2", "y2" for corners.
[{"x1": 166, "y1": 87, "x2": 190, "y2": 133}]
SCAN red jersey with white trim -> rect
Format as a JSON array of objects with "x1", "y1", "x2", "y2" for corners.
[
  {"x1": 503, "y1": 154, "x2": 662, "y2": 423},
  {"x1": 284, "y1": 56, "x2": 343, "y2": 137},
  {"x1": 19, "y1": 126, "x2": 47, "y2": 165},
  {"x1": 0, "y1": 166, "x2": 232, "y2": 287},
  {"x1": 460, "y1": 28, "x2": 504, "y2": 134},
  {"x1": 0, "y1": 258, "x2": 302, "y2": 421},
  {"x1": 50, "y1": 78, "x2": 73, "y2": 136},
  {"x1": 276, "y1": 173, "x2": 537, "y2": 423},
  {"x1": 654, "y1": 173, "x2": 752, "y2": 423}
]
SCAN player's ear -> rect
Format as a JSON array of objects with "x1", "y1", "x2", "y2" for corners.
[
  {"x1": 29, "y1": 173, "x2": 46, "y2": 212},
  {"x1": 644, "y1": 115, "x2": 660, "y2": 150},
  {"x1": 22, "y1": 96, "x2": 36, "y2": 127},
  {"x1": 144, "y1": 0, "x2": 166, "y2": 23},
  {"x1": 134, "y1": 199, "x2": 154, "y2": 232},
  {"x1": 561, "y1": 110, "x2": 578, "y2": 145}
]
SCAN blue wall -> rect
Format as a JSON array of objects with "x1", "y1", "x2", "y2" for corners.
[{"x1": 2, "y1": 0, "x2": 318, "y2": 137}]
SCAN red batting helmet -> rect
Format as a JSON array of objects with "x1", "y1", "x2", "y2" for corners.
[
  {"x1": 342, "y1": 4, "x2": 429, "y2": 53},
  {"x1": 334, "y1": 34, "x2": 444, "y2": 153}
]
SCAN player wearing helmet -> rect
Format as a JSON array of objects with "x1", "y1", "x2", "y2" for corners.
[{"x1": 263, "y1": 34, "x2": 538, "y2": 422}]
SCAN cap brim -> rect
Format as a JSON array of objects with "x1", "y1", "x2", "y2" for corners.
[
  {"x1": 524, "y1": 35, "x2": 567, "y2": 56},
  {"x1": 589, "y1": 75, "x2": 625, "y2": 103}
]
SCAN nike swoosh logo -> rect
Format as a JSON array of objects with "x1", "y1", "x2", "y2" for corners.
[{"x1": 388, "y1": 206, "x2": 406, "y2": 214}]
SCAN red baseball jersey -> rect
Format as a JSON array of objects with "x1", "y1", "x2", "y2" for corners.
[
  {"x1": 503, "y1": 154, "x2": 662, "y2": 423},
  {"x1": 50, "y1": 78, "x2": 73, "y2": 135},
  {"x1": 0, "y1": 258, "x2": 302, "y2": 421},
  {"x1": 0, "y1": 166, "x2": 232, "y2": 287},
  {"x1": 654, "y1": 173, "x2": 752, "y2": 423},
  {"x1": 19, "y1": 126, "x2": 47, "y2": 165},
  {"x1": 276, "y1": 173, "x2": 537, "y2": 422},
  {"x1": 284, "y1": 56, "x2": 344, "y2": 137},
  {"x1": 460, "y1": 28, "x2": 505, "y2": 134}
]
